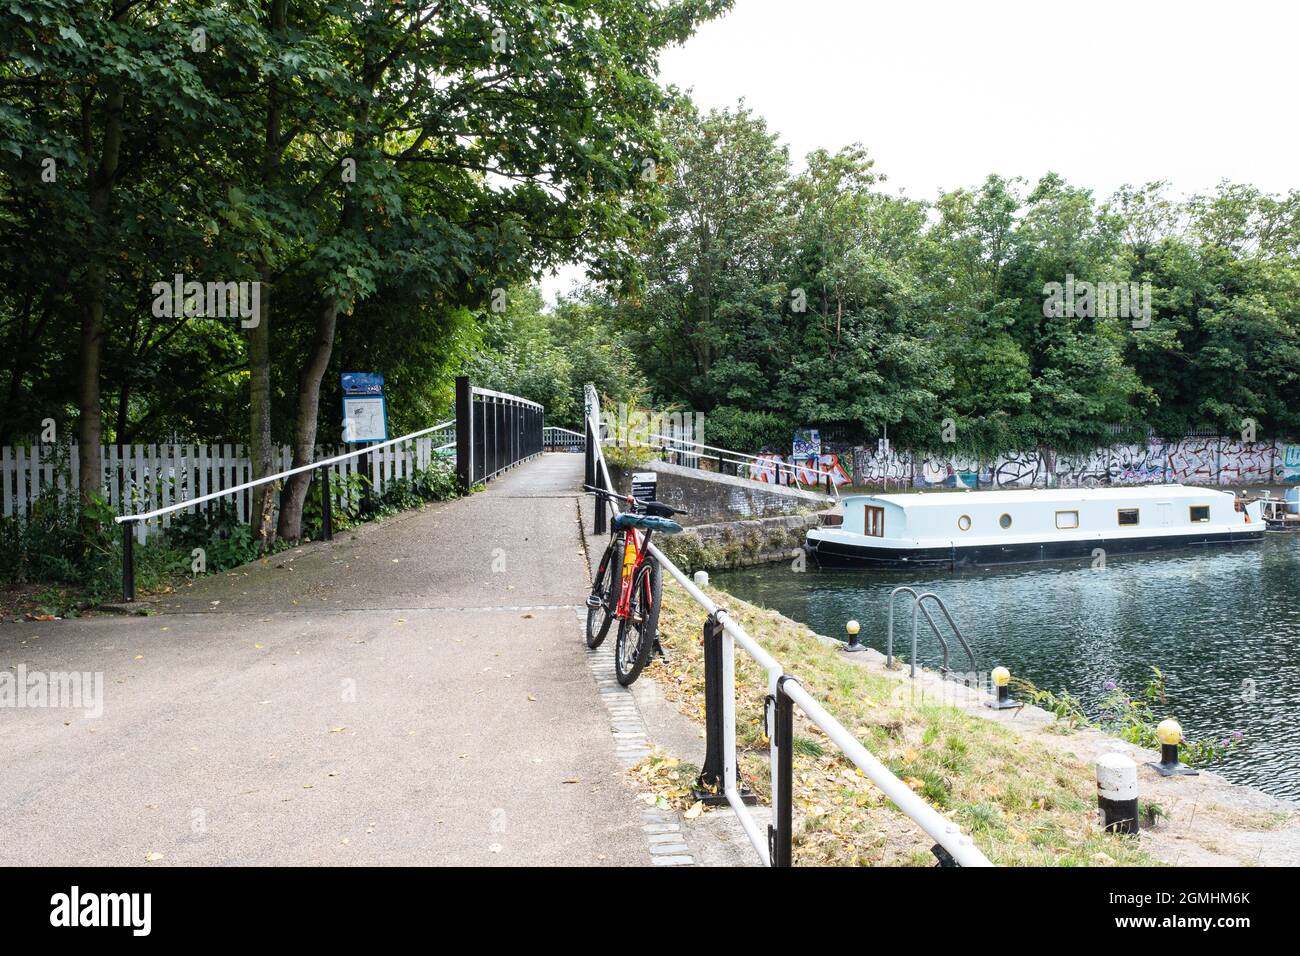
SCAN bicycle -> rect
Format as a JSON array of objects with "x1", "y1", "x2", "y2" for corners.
[{"x1": 583, "y1": 486, "x2": 686, "y2": 686}]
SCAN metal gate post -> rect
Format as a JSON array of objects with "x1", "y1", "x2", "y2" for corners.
[
  {"x1": 585, "y1": 417, "x2": 595, "y2": 487},
  {"x1": 454, "y1": 375, "x2": 471, "y2": 492},
  {"x1": 694, "y1": 612, "x2": 728, "y2": 804},
  {"x1": 769, "y1": 675, "x2": 795, "y2": 867}
]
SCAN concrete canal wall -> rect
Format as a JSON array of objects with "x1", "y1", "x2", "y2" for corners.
[
  {"x1": 656, "y1": 513, "x2": 822, "y2": 571},
  {"x1": 604, "y1": 460, "x2": 830, "y2": 570},
  {"x1": 606, "y1": 460, "x2": 828, "y2": 525}
]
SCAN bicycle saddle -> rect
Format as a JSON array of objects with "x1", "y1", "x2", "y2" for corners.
[{"x1": 612, "y1": 513, "x2": 683, "y2": 534}]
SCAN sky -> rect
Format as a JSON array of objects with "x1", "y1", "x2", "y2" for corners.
[{"x1": 542, "y1": 0, "x2": 1298, "y2": 303}]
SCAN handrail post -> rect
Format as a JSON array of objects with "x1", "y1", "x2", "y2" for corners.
[
  {"x1": 694, "y1": 613, "x2": 728, "y2": 804},
  {"x1": 769, "y1": 674, "x2": 795, "y2": 867},
  {"x1": 584, "y1": 418, "x2": 595, "y2": 488},
  {"x1": 454, "y1": 375, "x2": 471, "y2": 493},
  {"x1": 594, "y1": 475, "x2": 607, "y2": 535},
  {"x1": 319, "y1": 465, "x2": 333, "y2": 541},
  {"x1": 121, "y1": 522, "x2": 135, "y2": 603}
]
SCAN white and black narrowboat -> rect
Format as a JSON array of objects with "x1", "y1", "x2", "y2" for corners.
[{"x1": 805, "y1": 485, "x2": 1264, "y2": 569}]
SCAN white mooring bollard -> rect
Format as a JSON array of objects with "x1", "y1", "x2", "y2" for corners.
[
  {"x1": 692, "y1": 570, "x2": 709, "y2": 588},
  {"x1": 1096, "y1": 752, "x2": 1139, "y2": 834}
]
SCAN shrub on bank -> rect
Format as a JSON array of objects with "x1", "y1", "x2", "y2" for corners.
[{"x1": 2, "y1": 460, "x2": 461, "y2": 614}]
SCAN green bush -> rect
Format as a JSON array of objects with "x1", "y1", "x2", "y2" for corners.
[
  {"x1": 165, "y1": 500, "x2": 260, "y2": 572},
  {"x1": 0, "y1": 486, "x2": 120, "y2": 599},
  {"x1": 701, "y1": 405, "x2": 792, "y2": 454}
]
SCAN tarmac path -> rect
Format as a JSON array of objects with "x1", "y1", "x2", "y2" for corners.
[{"x1": 0, "y1": 454, "x2": 648, "y2": 866}]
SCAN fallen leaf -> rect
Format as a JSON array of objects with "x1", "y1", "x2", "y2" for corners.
[
  {"x1": 684, "y1": 801, "x2": 704, "y2": 820},
  {"x1": 145, "y1": 851, "x2": 164, "y2": 863}
]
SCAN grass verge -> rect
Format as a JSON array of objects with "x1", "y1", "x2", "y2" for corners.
[{"x1": 643, "y1": 579, "x2": 1156, "y2": 866}]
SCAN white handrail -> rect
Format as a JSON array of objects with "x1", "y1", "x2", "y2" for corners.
[
  {"x1": 780, "y1": 679, "x2": 992, "y2": 867},
  {"x1": 115, "y1": 419, "x2": 455, "y2": 525},
  {"x1": 585, "y1": 399, "x2": 990, "y2": 867},
  {"x1": 645, "y1": 431, "x2": 836, "y2": 477},
  {"x1": 641, "y1": 431, "x2": 841, "y2": 500},
  {"x1": 471, "y1": 385, "x2": 543, "y2": 409}
]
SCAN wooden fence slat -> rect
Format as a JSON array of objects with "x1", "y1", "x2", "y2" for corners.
[
  {"x1": 28, "y1": 444, "x2": 40, "y2": 505},
  {"x1": 2, "y1": 446, "x2": 11, "y2": 517},
  {"x1": 160, "y1": 444, "x2": 173, "y2": 529},
  {"x1": 198, "y1": 444, "x2": 209, "y2": 505},
  {"x1": 15, "y1": 446, "x2": 27, "y2": 516}
]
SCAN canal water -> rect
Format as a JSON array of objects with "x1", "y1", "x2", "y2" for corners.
[{"x1": 713, "y1": 536, "x2": 1300, "y2": 800}]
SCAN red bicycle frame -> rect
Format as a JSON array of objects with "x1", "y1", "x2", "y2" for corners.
[{"x1": 614, "y1": 527, "x2": 655, "y2": 618}]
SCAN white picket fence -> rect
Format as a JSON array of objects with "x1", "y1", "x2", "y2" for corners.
[{"x1": 2, "y1": 428, "x2": 456, "y2": 543}]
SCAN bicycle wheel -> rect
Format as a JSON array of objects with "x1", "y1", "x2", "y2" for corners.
[
  {"x1": 614, "y1": 558, "x2": 662, "y2": 686},
  {"x1": 585, "y1": 533, "x2": 620, "y2": 649}
]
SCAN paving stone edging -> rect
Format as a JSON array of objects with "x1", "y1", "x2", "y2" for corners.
[{"x1": 577, "y1": 609, "x2": 696, "y2": 867}]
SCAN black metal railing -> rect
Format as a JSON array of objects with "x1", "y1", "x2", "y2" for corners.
[{"x1": 454, "y1": 376, "x2": 544, "y2": 491}]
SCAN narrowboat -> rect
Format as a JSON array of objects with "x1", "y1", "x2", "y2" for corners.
[
  {"x1": 805, "y1": 485, "x2": 1264, "y2": 569},
  {"x1": 1261, "y1": 488, "x2": 1300, "y2": 532}
]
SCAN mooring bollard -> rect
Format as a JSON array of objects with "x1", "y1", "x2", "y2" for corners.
[
  {"x1": 692, "y1": 570, "x2": 709, "y2": 588},
  {"x1": 986, "y1": 665, "x2": 1019, "y2": 709},
  {"x1": 844, "y1": 619, "x2": 866, "y2": 653},
  {"x1": 1096, "y1": 752, "x2": 1139, "y2": 834},
  {"x1": 1150, "y1": 718, "x2": 1199, "y2": 776},
  {"x1": 693, "y1": 612, "x2": 757, "y2": 807}
]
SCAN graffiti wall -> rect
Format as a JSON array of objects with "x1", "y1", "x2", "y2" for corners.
[
  {"x1": 845, "y1": 437, "x2": 1298, "y2": 488},
  {"x1": 749, "y1": 452, "x2": 852, "y2": 486}
]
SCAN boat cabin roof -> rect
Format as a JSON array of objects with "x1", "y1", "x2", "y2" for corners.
[{"x1": 852, "y1": 484, "x2": 1230, "y2": 510}]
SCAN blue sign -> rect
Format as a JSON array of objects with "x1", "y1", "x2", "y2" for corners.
[{"x1": 342, "y1": 372, "x2": 385, "y2": 395}]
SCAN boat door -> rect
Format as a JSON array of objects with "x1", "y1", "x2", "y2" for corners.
[{"x1": 1157, "y1": 501, "x2": 1173, "y2": 527}]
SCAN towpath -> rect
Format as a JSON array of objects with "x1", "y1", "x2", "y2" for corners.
[{"x1": 0, "y1": 454, "x2": 652, "y2": 865}]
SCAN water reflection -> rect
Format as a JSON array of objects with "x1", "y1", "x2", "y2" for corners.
[{"x1": 713, "y1": 537, "x2": 1300, "y2": 799}]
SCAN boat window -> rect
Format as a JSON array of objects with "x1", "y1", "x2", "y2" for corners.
[
  {"x1": 1055, "y1": 510, "x2": 1079, "y2": 529},
  {"x1": 957, "y1": 514, "x2": 971, "y2": 531},
  {"x1": 999, "y1": 513, "x2": 1012, "y2": 529},
  {"x1": 864, "y1": 505, "x2": 885, "y2": 537},
  {"x1": 1189, "y1": 505, "x2": 1210, "y2": 523},
  {"x1": 1117, "y1": 508, "x2": 1140, "y2": 526}
]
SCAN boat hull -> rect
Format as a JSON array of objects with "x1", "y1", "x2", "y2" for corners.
[{"x1": 806, "y1": 528, "x2": 1266, "y2": 569}]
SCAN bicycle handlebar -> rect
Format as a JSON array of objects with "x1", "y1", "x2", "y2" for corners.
[{"x1": 582, "y1": 485, "x2": 688, "y2": 516}]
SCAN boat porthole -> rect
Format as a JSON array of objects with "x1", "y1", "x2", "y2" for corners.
[
  {"x1": 999, "y1": 513, "x2": 1012, "y2": 529},
  {"x1": 957, "y1": 514, "x2": 971, "y2": 531}
]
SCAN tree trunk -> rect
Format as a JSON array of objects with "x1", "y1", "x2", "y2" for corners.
[
  {"x1": 77, "y1": 87, "x2": 125, "y2": 505},
  {"x1": 276, "y1": 296, "x2": 338, "y2": 542},
  {"x1": 248, "y1": 267, "x2": 276, "y2": 549},
  {"x1": 76, "y1": 287, "x2": 103, "y2": 501},
  {"x1": 250, "y1": 0, "x2": 288, "y2": 551}
]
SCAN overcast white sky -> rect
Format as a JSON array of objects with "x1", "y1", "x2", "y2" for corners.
[{"x1": 542, "y1": 0, "x2": 1298, "y2": 303}]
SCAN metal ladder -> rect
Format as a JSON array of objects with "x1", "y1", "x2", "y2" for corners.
[{"x1": 885, "y1": 586, "x2": 977, "y2": 683}]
